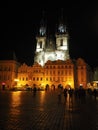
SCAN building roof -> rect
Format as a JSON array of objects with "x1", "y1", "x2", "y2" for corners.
[{"x1": 0, "y1": 50, "x2": 18, "y2": 61}]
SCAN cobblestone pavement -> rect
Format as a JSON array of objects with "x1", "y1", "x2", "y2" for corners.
[{"x1": 0, "y1": 90, "x2": 98, "y2": 130}]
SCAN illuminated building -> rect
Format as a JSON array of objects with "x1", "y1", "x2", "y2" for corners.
[
  {"x1": 0, "y1": 13, "x2": 93, "y2": 90},
  {"x1": 16, "y1": 58, "x2": 92, "y2": 90},
  {"x1": 0, "y1": 60, "x2": 20, "y2": 90},
  {"x1": 34, "y1": 12, "x2": 69, "y2": 66}
]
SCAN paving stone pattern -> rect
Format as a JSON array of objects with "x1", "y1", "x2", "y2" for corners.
[{"x1": 0, "y1": 90, "x2": 98, "y2": 130}]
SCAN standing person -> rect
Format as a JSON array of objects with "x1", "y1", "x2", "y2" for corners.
[
  {"x1": 58, "y1": 87, "x2": 63, "y2": 104},
  {"x1": 68, "y1": 88, "x2": 73, "y2": 102},
  {"x1": 93, "y1": 89, "x2": 97, "y2": 100},
  {"x1": 63, "y1": 88, "x2": 67, "y2": 102},
  {"x1": 33, "y1": 86, "x2": 37, "y2": 97}
]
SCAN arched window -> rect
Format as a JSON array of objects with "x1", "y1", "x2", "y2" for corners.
[
  {"x1": 39, "y1": 41, "x2": 42, "y2": 48},
  {"x1": 60, "y1": 39, "x2": 63, "y2": 46}
]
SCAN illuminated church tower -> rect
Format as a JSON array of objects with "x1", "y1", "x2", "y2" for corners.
[
  {"x1": 55, "y1": 11, "x2": 70, "y2": 61},
  {"x1": 34, "y1": 11, "x2": 70, "y2": 66},
  {"x1": 34, "y1": 13, "x2": 47, "y2": 66}
]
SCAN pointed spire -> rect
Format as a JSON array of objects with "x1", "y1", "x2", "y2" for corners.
[
  {"x1": 57, "y1": 8, "x2": 67, "y2": 34},
  {"x1": 13, "y1": 51, "x2": 18, "y2": 61},
  {"x1": 60, "y1": 8, "x2": 64, "y2": 24},
  {"x1": 39, "y1": 10, "x2": 47, "y2": 36},
  {"x1": 40, "y1": 10, "x2": 45, "y2": 27}
]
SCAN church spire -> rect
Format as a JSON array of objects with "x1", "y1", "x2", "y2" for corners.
[
  {"x1": 57, "y1": 8, "x2": 66, "y2": 34},
  {"x1": 39, "y1": 10, "x2": 47, "y2": 36},
  {"x1": 60, "y1": 8, "x2": 64, "y2": 24}
]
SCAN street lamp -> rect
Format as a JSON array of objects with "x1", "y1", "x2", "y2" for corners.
[{"x1": 14, "y1": 79, "x2": 19, "y2": 87}]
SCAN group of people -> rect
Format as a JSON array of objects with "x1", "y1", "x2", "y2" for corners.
[{"x1": 58, "y1": 86, "x2": 87, "y2": 103}]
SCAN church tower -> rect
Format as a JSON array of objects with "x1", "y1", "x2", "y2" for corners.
[
  {"x1": 34, "y1": 10, "x2": 70, "y2": 66},
  {"x1": 55, "y1": 9, "x2": 70, "y2": 60},
  {"x1": 34, "y1": 12, "x2": 47, "y2": 66}
]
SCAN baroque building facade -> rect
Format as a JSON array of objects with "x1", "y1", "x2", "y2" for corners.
[
  {"x1": 0, "y1": 60, "x2": 20, "y2": 90},
  {"x1": 16, "y1": 58, "x2": 92, "y2": 90},
  {"x1": 0, "y1": 13, "x2": 93, "y2": 90},
  {"x1": 0, "y1": 57, "x2": 93, "y2": 90}
]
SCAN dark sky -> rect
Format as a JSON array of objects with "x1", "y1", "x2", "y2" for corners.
[{"x1": 1, "y1": 2, "x2": 98, "y2": 68}]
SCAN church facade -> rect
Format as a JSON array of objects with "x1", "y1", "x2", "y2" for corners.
[{"x1": 34, "y1": 14, "x2": 69, "y2": 66}]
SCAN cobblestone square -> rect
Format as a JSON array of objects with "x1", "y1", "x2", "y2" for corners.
[{"x1": 0, "y1": 90, "x2": 98, "y2": 130}]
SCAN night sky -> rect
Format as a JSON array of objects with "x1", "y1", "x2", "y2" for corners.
[{"x1": 1, "y1": 2, "x2": 98, "y2": 68}]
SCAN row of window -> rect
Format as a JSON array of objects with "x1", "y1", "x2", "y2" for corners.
[
  {"x1": 0, "y1": 75, "x2": 10, "y2": 80},
  {"x1": 19, "y1": 70, "x2": 73, "y2": 75},
  {"x1": 45, "y1": 70, "x2": 72, "y2": 75},
  {"x1": 0, "y1": 67, "x2": 11, "y2": 71},
  {"x1": 18, "y1": 77, "x2": 72, "y2": 81},
  {"x1": 45, "y1": 65, "x2": 73, "y2": 69},
  {"x1": 0, "y1": 64, "x2": 85, "y2": 72},
  {"x1": 38, "y1": 39, "x2": 64, "y2": 49},
  {"x1": 0, "y1": 66, "x2": 16, "y2": 71}
]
